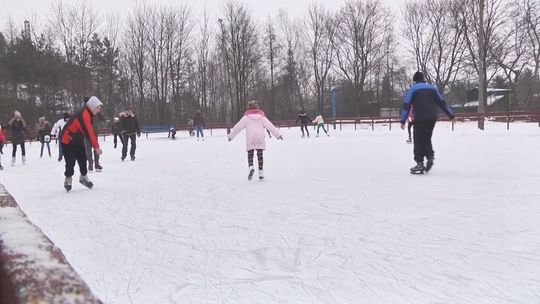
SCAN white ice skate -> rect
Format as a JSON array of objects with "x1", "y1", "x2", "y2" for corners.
[{"x1": 259, "y1": 170, "x2": 264, "y2": 180}]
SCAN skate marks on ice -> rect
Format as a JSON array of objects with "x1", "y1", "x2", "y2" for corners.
[{"x1": 1, "y1": 123, "x2": 540, "y2": 303}]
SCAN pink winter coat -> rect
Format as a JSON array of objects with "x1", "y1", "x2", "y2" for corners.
[{"x1": 228, "y1": 109, "x2": 281, "y2": 151}]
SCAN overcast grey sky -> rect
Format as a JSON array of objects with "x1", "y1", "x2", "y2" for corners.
[{"x1": 2, "y1": 0, "x2": 406, "y2": 30}]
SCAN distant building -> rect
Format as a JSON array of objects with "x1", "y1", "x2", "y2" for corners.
[{"x1": 452, "y1": 88, "x2": 511, "y2": 112}]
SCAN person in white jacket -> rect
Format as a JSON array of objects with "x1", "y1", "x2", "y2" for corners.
[
  {"x1": 51, "y1": 113, "x2": 70, "y2": 161},
  {"x1": 312, "y1": 114, "x2": 329, "y2": 137}
]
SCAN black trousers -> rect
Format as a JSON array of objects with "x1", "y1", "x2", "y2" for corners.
[
  {"x1": 300, "y1": 124, "x2": 309, "y2": 136},
  {"x1": 413, "y1": 120, "x2": 436, "y2": 163},
  {"x1": 63, "y1": 143, "x2": 88, "y2": 177},
  {"x1": 12, "y1": 143, "x2": 26, "y2": 157},
  {"x1": 122, "y1": 134, "x2": 137, "y2": 158},
  {"x1": 113, "y1": 134, "x2": 122, "y2": 147}
]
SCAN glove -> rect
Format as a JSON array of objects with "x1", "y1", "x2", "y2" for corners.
[
  {"x1": 137, "y1": 132, "x2": 141, "y2": 137},
  {"x1": 96, "y1": 148, "x2": 103, "y2": 155}
]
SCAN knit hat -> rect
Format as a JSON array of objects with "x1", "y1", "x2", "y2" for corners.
[
  {"x1": 14, "y1": 111, "x2": 22, "y2": 118},
  {"x1": 413, "y1": 71, "x2": 425, "y2": 83},
  {"x1": 63, "y1": 113, "x2": 70, "y2": 120},
  {"x1": 85, "y1": 96, "x2": 103, "y2": 112}
]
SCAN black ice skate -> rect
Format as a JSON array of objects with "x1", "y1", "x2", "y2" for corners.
[
  {"x1": 95, "y1": 164, "x2": 103, "y2": 172},
  {"x1": 425, "y1": 157, "x2": 434, "y2": 172},
  {"x1": 410, "y1": 162, "x2": 425, "y2": 175},
  {"x1": 64, "y1": 177, "x2": 72, "y2": 192},
  {"x1": 131, "y1": 156, "x2": 136, "y2": 161},
  {"x1": 248, "y1": 166, "x2": 255, "y2": 180},
  {"x1": 79, "y1": 175, "x2": 93, "y2": 189}
]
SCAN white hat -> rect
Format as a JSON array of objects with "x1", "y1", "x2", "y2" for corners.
[
  {"x1": 114, "y1": 117, "x2": 119, "y2": 122},
  {"x1": 85, "y1": 96, "x2": 103, "y2": 112},
  {"x1": 14, "y1": 111, "x2": 22, "y2": 118}
]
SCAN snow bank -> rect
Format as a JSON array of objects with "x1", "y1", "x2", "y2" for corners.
[{"x1": 0, "y1": 184, "x2": 101, "y2": 304}]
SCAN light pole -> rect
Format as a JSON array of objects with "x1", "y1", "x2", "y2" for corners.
[{"x1": 331, "y1": 87, "x2": 337, "y2": 129}]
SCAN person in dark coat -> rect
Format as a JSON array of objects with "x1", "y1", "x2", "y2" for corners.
[
  {"x1": 37, "y1": 116, "x2": 53, "y2": 158},
  {"x1": 193, "y1": 110, "x2": 205, "y2": 140},
  {"x1": 400, "y1": 71, "x2": 455, "y2": 174},
  {"x1": 120, "y1": 107, "x2": 141, "y2": 161},
  {"x1": 7, "y1": 111, "x2": 27, "y2": 166},
  {"x1": 295, "y1": 109, "x2": 311, "y2": 138}
]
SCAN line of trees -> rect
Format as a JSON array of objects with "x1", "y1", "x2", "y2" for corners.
[{"x1": 1, "y1": 0, "x2": 540, "y2": 126}]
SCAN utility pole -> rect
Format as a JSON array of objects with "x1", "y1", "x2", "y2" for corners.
[{"x1": 478, "y1": 0, "x2": 486, "y2": 130}]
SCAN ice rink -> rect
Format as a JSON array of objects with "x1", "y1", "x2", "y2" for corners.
[{"x1": 1, "y1": 121, "x2": 539, "y2": 304}]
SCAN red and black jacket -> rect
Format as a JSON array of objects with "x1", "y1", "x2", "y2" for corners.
[{"x1": 60, "y1": 107, "x2": 100, "y2": 149}]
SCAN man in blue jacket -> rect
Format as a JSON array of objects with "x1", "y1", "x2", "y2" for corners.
[{"x1": 400, "y1": 72, "x2": 455, "y2": 174}]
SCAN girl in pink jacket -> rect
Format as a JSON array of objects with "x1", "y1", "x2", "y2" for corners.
[{"x1": 228, "y1": 101, "x2": 283, "y2": 180}]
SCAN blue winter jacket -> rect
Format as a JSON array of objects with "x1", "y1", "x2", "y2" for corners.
[{"x1": 400, "y1": 82, "x2": 455, "y2": 124}]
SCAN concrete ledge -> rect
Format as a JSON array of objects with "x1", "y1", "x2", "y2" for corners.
[{"x1": 0, "y1": 184, "x2": 102, "y2": 304}]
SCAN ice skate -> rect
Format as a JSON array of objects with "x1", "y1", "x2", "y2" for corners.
[
  {"x1": 121, "y1": 156, "x2": 126, "y2": 162},
  {"x1": 258, "y1": 170, "x2": 264, "y2": 180},
  {"x1": 79, "y1": 175, "x2": 93, "y2": 189},
  {"x1": 11, "y1": 157, "x2": 15, "y2": 167},
  {"x1": 410, "y1": 162, "x2": 425, "y2": 175},
  {"x1": 425, "y1": 157, "x2": 434, "y2": 173},
  {"x1": 131, "y1": 156, "x2": 136, "y2": 161},
  {"x1": 0, "y1": 164, "x2": 4, "y2": 170},
  {"x1": 95, "y1": 164, "x2": 103, "y2": 172},
  {"x1": 64, "y1": 177, "x2": 72, "y2": 192},
  {"x1": 22, "y1": 156, "x2": 26, "y2": 165},
  {"x1": 248, "y1": 166, "x2": 255, "y2": 180}
]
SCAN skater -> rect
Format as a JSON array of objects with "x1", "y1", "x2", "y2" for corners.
[
  {"x1": 295, "y1": 109, "x2": 311, "y2": 138},
  {"x1": 406, "y1": 106, "x2": 414, "y2": 143},
  {"x1": 168, "y1": 126, "x2": 177, "y2": 139},
  {"x1": 312, "y1": 113, "x2": 329, "y2": 137},
  {"x1": 400, "y1": 71, "x2": 455, "y2": 174},
  {"x1": 111, "y1": 116, "x2": 122, "y2": 149},
  {"x1": 187, "y1": 116, "x2": 194, "y2": 136},
  {"x1": 7, "y1": 111, "x2": 27, "y2": 166},
  {"x1": 85, "y1": 112, "x2": 104, "y2": 171},
  {"x1": 227, "y1": 100, "x2": 283, "y2": 180},
  {"x1": 0, "y1": 123, "x2": 5, "y2": 170},
  {"x1": 52, "y1": 113, "x2": 70, "y2": 161},
  {"x1": 193, "y1": 110, "x2": 205, "y2": 140},
  {"x1": 37, "y1": 117, "x2": 52, "y2": 158},
  {"x1": 120, "y1": 107, "x2": 141, "y2": 161},
  {"x1": 60, "y1": 96, "x2": 103, "y2": 191}
]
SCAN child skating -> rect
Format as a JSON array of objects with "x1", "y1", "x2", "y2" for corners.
[
  {"x1": 312, "y1": 114, "x2": 329, "y2": 137},
  {"x1": 228, "y1": 100, "x2": 283, "y2": 180}
]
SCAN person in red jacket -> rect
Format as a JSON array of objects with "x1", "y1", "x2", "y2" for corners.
[{"x1": 60, "y1": 96, "x2": 103, "y2": 191}]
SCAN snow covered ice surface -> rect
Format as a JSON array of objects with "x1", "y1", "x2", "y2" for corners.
[{"x1": 1, "y1": 121, "x2": 540, "y2": 304}]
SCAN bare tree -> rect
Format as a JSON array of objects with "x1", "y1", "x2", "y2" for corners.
[
  {"x1": 492, "y1": 1, "x2": 530, "y2": 108},
  {"x1": 403, "y1": 0, "x2": 466, "y2": 93},
  {"x1": 278, "y1": 9, "x2": 304, "y2": 116},
  {"x1": 521, "y1": 0, "x2": 540, "y2": 78},
  {"x1": 222, "y1": 1, "x2": 261, "y2": 121},
  {"x1": 459, "y1": 0, "x2": 507, "y2": 123},
  {"x1": 196, "y1": 7, "x2": 212, "y2": 115},
  {"x1": 124, "y1": 4, "x2": 148, "y2": 119},
  {"x1": 263, "y1": 16, "x2": 280, "y2": 117},
  {"x1": 304, "y1": 4, "x2": 336, "y2": 113},
  {"x1": 333, "y1": 0, "x2": 393, "y2": 116}
]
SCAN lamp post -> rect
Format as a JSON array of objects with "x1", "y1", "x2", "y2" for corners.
[{"x1": 331, "y1": 87, "x2": 337, "y2": 130}]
